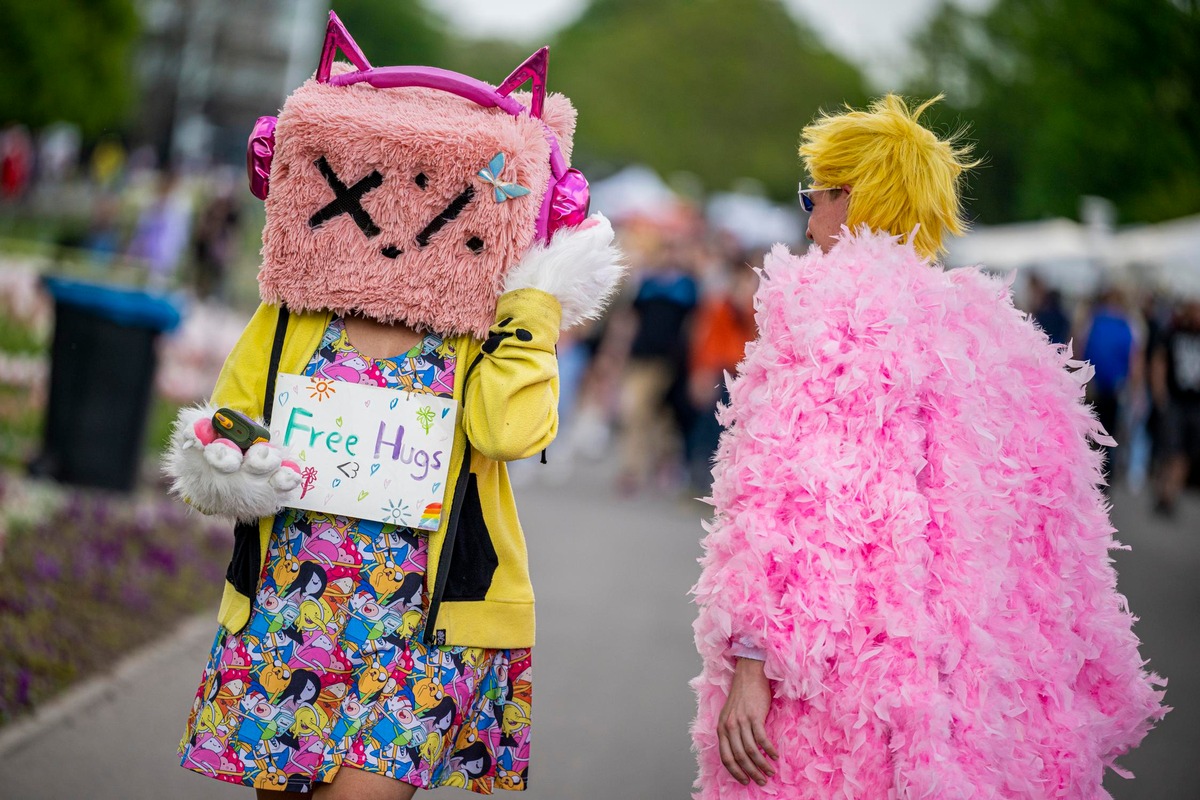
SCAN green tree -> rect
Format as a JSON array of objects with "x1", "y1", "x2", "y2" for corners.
[
  {"x1": 549, "y1": 0, "x2": 869, "y2": 198},
  {"x1": 0, "y1": 0, "x2": 140, "y2": 136},
  {"x1": 330, "y1": 0, "x2": 445, "y2": 68},
  {"x1": 441, "y1": 37, "x2": 540, "y2": 89},
  {"x1": 909, "y1": 0, "x2": 1200, "y2": 224}
]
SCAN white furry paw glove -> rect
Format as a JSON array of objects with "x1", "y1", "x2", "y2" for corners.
[
  {"x1": 503, "y1": 213, "x2": 626, "y2": 329},
  {"x1": 164, "y1": 404, "x2": 300, "y2": 521}
]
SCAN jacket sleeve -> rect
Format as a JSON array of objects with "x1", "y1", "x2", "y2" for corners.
[
  {"x1": 208, "y1": 302, "x2": 281, "y2": 420},
  {"x1": 461, "y1": 288, "x2": 562, "y2": 462}
]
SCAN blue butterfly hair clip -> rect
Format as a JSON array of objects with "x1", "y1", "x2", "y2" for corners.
[{"x1": 477, "y1": 152, "x2": 531, "y2": 203}]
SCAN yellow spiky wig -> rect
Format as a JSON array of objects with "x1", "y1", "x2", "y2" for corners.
[{"x1": 799, "y1": 94, "x2": 978, "y2": 260}]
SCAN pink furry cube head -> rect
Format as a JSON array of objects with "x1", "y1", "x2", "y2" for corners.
[{"x1": 258, "y1": 68, "x2": 576, "y2": 338}]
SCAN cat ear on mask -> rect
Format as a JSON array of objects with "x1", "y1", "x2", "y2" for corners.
[
  {"x1": 316, "y1": 11, "x2": 549, "y2": 121},
  {"x1": 247, "y1": 12, "x2": 370, "y2": 201},
  {"x1": 495, "y1": 48, "x2": 549, "y2": 120},
  {"x1": 316, "y1": 10, "x2": 372, "y2": 84}
]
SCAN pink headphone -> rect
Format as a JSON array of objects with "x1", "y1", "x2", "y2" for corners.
[{"x1": 247, "y1": 11, "x2": 589, "y2": 243}]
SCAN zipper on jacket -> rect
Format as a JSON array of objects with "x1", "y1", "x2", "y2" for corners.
[
  {"x1": 424, "y1": 351, "x2": 484, "y2": 644},
  {"x1": 424, "y1": 447, "x2": 471, "y2": 644}
]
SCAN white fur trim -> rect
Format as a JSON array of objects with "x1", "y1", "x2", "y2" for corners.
[
  {"x1": 503, "y1": 213, "x2": 625, "y2": 329},
  {"x1": 163, "y1": 404, "x2": 298, "y2": 522}
]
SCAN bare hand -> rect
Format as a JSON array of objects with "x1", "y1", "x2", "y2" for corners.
[{"x1": 717, "y1": 657, "x2": 779, "y2": 786}]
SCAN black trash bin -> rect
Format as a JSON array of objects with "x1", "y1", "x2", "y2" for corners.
[{"x1": 33, "y1": 277, "x2": 182, "y2": 492}]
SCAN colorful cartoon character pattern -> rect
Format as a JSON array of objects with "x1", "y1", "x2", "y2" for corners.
[{"x1": 179, "y1": 317, "x2": 532, "y2": 794}]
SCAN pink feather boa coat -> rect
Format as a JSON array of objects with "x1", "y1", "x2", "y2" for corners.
[{"x1": 691, "y1": 230, "x2": 1165, "y2": 799}]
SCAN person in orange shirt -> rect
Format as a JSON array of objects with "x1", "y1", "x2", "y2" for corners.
[{"x1": 687, "y1": 256, "x2": 759, "y2": 493}]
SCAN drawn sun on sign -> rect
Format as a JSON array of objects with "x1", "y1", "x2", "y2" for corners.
[
  {"x1": 309, "y1": 377, "x2": 337, "y2": 402},
  {"x1": 381, "y1": 499, "x2": 410, "y2": 524}
]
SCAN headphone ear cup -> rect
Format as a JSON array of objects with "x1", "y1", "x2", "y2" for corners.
[
  {"x1": 246, "y1": 116, "x2": 278, "y2": 200},
  {"x1": 544, "y1": 168, "x2": 590, "y2": 241}
]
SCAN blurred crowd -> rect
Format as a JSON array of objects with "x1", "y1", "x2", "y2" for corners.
[
  {"x1": 598, "y1": 221, "x2": 761, "y2": 498},
  {"x1": 554, "y1": 229, "x2": 1200, "y2": 506},
  {"x1": 0, "y1": 122, "x2": 246, "y2": 301},
  {"x1": 504, "y1": 208, "x2": 764, "y2": 498},
  {"x1": 4, "y1": 120, "x2": 1198, "y2": 509},
  {"x1": 1026, "y1": 274, "x2": 1200, "y2": 514}
]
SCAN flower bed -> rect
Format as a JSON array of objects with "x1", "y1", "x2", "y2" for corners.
[
  {"x1": 0, "y1": 258, "x2": 247, "y2": 725},
  {"x1": 0, "y1": 473, "x2": 231, "y2": 725}
]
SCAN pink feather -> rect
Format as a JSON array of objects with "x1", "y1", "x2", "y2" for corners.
[{"x1": 692, "y1": 228, "x2": 1166, "y2": 799}]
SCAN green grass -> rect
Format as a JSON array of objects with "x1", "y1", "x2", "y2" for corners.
[
  {"x1": 145, "y1": 395, "x2": 182, "y2": 458},
  {"x1": 0, "y1": 385, "x2": 42, "y2": 470},
  {"x1": 0, "y1": 314, "x2": 47, "y2": 356}
]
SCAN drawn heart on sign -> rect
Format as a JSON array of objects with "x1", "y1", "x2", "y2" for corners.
[
  {"x1": 365, "y1": 400, "x2": 371, "y2": 407},
  {"x1": 335, "y1": 416, "x2": 343, "y2": 427},
  {"x1": 384, "y1": 479, "x2": 392, "y2": 489},
  {"x1": 370, "y1": 463, "x2": 381, "y2": 476},
  {"x1": 389, "y1": 397, "x2": 399, "y2": 410},
  {"x1": 442, "y1": 408, "x2": 450, "y2": 418},
  {"x1": 278, "y1": 392, "x2": 290, "y2": 406},
  {"x1": 332, "y1": 479, "x2": 341, "y2": 488},
  {"x1": 357, "y1": 490, "x2": 369, "y2": 501},
  {"x1": 337, "y1": 462, "x2": 359, "y2": 478},
  {"x1": 299, "y1": 450, "x2": 307, "y2": 461},
  {"x1": 432, "y1": 482, "x2": 441, "y2": 494}
]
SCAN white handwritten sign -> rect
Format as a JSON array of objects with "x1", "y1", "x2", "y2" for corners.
[{"x1": 269, "y1": 373, "x2": 457, "y2": 530}]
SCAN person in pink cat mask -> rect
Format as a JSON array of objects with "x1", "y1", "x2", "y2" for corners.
[{"x1": 167, "y1": 12, "x2": 622, "y2": 798}]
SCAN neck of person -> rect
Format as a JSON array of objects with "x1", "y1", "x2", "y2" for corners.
[{"x1": 343, "y1": 313, "x2": 424, "y2": 361}]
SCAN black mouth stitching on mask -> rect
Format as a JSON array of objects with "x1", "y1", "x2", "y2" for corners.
[{"x1": 415, "y1": 185, "x2": 475, "y2": 249}]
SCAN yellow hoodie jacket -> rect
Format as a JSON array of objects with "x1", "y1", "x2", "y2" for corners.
[{"x1": 206, "y1": 287, "x2": 560, "y2": 650}]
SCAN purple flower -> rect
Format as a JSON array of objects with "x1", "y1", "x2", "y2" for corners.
[
  {"x1": 33, "y1": 553, "x2": 62, "y2": 581},
  {"x1": 120, "y1": 583, "x2": 151, "y2": 611},
  {"x1": 142, "y1": 544, "x2": 178, "y2": 575}
]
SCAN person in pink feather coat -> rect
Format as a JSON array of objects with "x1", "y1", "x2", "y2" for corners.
[{"x1": 691, "y1": 95, "x2": 1166, "y2": 799}]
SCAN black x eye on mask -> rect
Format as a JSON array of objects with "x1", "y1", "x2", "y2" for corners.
[{"x1": 308, "y1": 156, "x2": 383, "y2": 237}]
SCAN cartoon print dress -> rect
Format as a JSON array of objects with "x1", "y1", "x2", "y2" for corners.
[{"x1": 179, "y1": 318, "x2": 532, "y2": 794}]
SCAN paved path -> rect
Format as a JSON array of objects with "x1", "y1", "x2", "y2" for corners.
[
  {"x1": 0, "y1": 463, "x2": 1196, "y2": 799},
  {"x1": 1105, "y1": 487, "x2": 1200, "y2": 799},
  {"x1": 0, "y1": 462, "x2": 706, "y2": 800}
]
